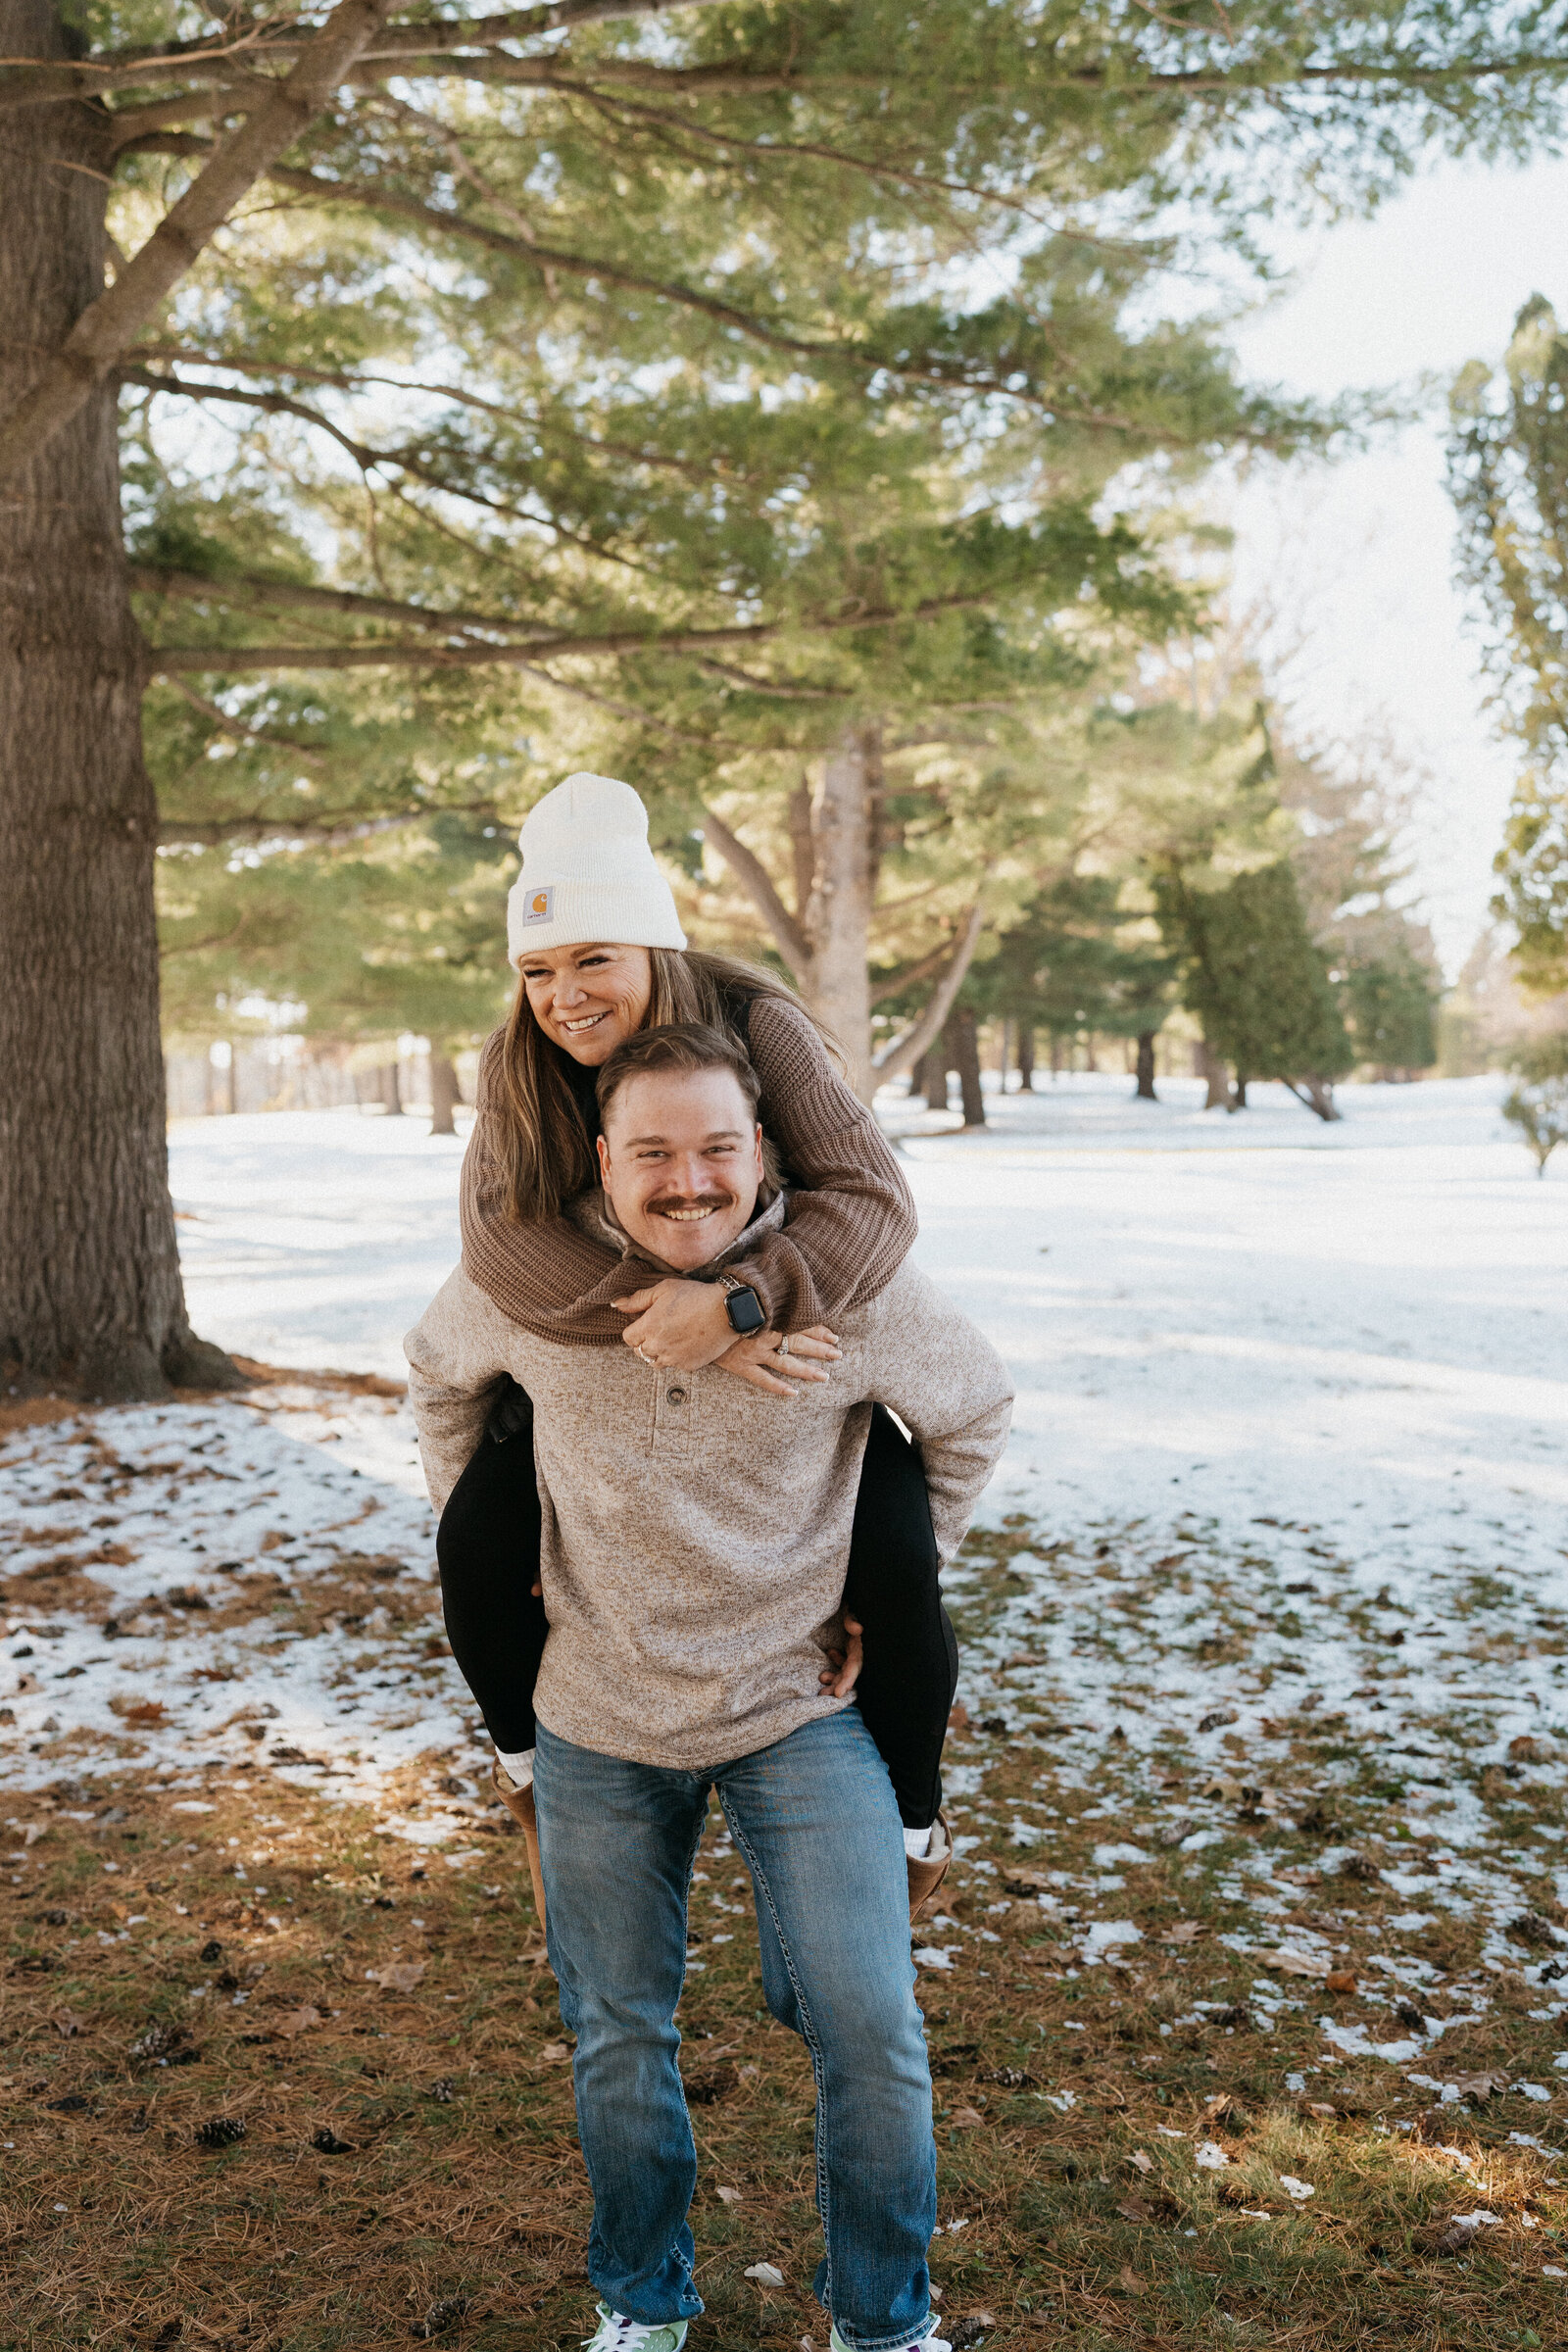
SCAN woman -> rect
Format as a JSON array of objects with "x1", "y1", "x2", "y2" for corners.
[{"x1": 435, "y1": 769, "x2": 957, "y2": 1905}]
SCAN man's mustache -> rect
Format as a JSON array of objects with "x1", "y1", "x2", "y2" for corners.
[{"x1": 645, "y1": 1191, "x2": 735, "y2": 1216}]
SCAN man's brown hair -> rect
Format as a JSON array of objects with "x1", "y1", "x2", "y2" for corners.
[{"x1": 596, "y1": 1021, "x2": 762, "y2": 1130}]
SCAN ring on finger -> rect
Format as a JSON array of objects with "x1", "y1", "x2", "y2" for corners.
[{"x1": 778, "y1": 1335, "x2": 792, "y2": 1357}]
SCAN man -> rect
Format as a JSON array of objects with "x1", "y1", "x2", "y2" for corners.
[{"x1": 406, "y1": 1023, "x2": 1012, "y2": 2352}]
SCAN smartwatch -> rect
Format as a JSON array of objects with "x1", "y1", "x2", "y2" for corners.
[{"x1": 718, "y1": 1276, "x2": 766, "y2": 1336}]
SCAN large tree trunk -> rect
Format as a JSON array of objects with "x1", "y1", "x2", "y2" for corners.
[
  {"x1": 1197, "y1": 1037, "x2": 1230, "y2": 1110},
  {"x1": 800, "y1": 727, "x2": 873, "y2": 1098},
  {"x1": 0, "y1": 3, "x2": 236, "y2": 1401},
  {"x1": 429, "y1": 1049, "x2": 462, "y2": 1137},
  {"x1": 382, "y1": 1058, "x2": 405, "y2": 1115},
  {"x1": 951, "y1": 1007, "x2": 986, "y2": 1129},
  {"x1": 1134, "y1": 1028, "x2": 1158, "y2": 1101},
  {"x1": 925, "y1": 1055, "x2": 952, "y2": 1112},
  {"x1": 1017, "y1": 1023, "x2": 1035, "y2": 1092}
]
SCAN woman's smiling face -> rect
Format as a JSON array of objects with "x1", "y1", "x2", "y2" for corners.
[{"x1": 516, "y1": 942, "x2": 654, "y2": 1065}]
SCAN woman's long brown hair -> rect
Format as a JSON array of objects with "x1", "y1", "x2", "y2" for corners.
[{"x1": 492, "y1": 948, "x2": 832, "y2": 1224}]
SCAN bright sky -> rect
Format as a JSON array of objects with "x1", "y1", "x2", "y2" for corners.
[{"x1": 1224, "y1": 154, "x2": 1568, "y2": 978}]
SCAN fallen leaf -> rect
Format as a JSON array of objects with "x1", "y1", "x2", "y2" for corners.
[
  {"x1": 1448, "y1": 2069, "x2": 1510, "y2": 2102},
  {"x1": 1116, "y1": 2267, "x2": 1143, "y2": 2294},
  {"x1": 1153, "y1": 1818, "x2": 1197, "y2": 1850},
  {"x1": 1162, "y1": 1920, "x2": 1205, "y2": 1944},
  {"x1": 949, "y1": 2106, "x2": 985, "y2": 2128},
  {"x1": 1198, "y1": 1708, "x2": 1239, "y2": 1735},
  {"x1": 274, "y1": 2005, "x2": 323, "y2": 2039},
  {"x1": 50, "y1": 2010, "x2": 87, "y2": 2038},
  {"x1": 1306, "y1": 2102, "x2": 1337, "y2": 2119},
  {"x1": 716, "y1": 2186, "x2": 744, "y2": 2204},
  {"x1": 1325, "y1": 1970, "x2": 1357, "y2": 1995},
  {"x1": 368, "y1": 1960, "x2": 425, "y2": 1993},
  {"x1": 123, "y1": 1700, "x2": 169, "y2": 1728},
  {"x1": 743, "y1": 2262, "x2": 785, "y2": 2288},
  {"x1": 1256, "y1": 1947, "x2": 1330, "y2": 1979},
  {"x1": 1116, "y1": 2197, "x2": 1153, "y2": 2224},
  {"x1": 1127, "y1": 2149, "x2": 1152, "y2": 2174},
  {"x1": 538, "y1": 2040, "x2": 571, "y2": 2062},
  {"x1": 1001, "y1": 1867, "x2": 1056, "y2": 1895},
  {"x1": 947, "y1": 1703, "x2": 971, "y2": 1733}
]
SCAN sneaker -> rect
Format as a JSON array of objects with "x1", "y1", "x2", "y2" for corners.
[
  {"x1": 829, "y1": 2327, "x2": 949, "y2": 2352},
  {"x1": 907, "y1": 1811, "x2": 953, "y2": 1922},
  {"x1": 581, "y1": 2304, "x2": 688, "y2": 2352}
]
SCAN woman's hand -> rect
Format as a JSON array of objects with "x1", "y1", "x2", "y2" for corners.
[
  {"x1": 716, "y1": 1323, "x2": 841, "y2": 1397},
  {"x1": 613, "y1": 1278, "x2": 737, "y2": 1369},
  {"x1": 818, "y1": 1613, "x2": 864, "y2": 1698}
]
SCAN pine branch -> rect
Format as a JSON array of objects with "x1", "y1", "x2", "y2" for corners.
[
  {"x1": 872, "y1": 904, "x2": 986, "y2": 1079},
  {"x1": 701, "y1": 809, "x2": 810, "y2": 975},
  {"x1": 141, "y1": 577, "x2": 1012, "y2": 673},
  {"x1": 0, "y1": 0, "x2": 398, "y2": 483},
  {"x1": 130, "y1": 560, "x2": 544, "y2": 638},
  {"x1": 9, "y1": 35, "x2": 1568, "y2": 114},
  {"x1": 159, "y1": 799, "x2": 497, "y2": 844},
  {"x1": 163, "y1": 674, "x2": 329, "y2": 761},
  {"x1": 0, "y1": 15, "x2": 785, "y2": 110},
  {"x1": 869, "y1": 934, "x2": 966, "y2": 1008}
]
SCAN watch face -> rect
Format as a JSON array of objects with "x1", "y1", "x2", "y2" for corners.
[{"x1": 725, "y1": 1286, "x2": 766, "y2": 1335}]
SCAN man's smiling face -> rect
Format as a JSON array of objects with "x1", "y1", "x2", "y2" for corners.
[{"x1": 596, "y1": 1066, "x2": 764, "y2": 1270}]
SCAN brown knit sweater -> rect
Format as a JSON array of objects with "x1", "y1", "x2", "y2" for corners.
[{"x1": 459, "y1": 993, "x2": 917, "y2": 1343}]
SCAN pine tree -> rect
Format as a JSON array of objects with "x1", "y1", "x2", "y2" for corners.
[
  {"x1": 1155, "y1": 861, "x2": 1354, "y2": 1118},
  {"x1": 5, "y1": 0, "x2": 1567, "y2": 1393},
  {"x1": 1341, "y1": 950, "x2": 1438, "y2": 1077},
  {"x1": 1450, "y1": 297, "x2": 1568, "y2": 997},
  {"x1": 1502, "y1": 1036, "x2": 1568, "y2": 1175}
]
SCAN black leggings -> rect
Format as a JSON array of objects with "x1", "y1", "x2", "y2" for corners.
[{"x1": 436, "y1": 1387, "x2": 958, "y2": 1829}]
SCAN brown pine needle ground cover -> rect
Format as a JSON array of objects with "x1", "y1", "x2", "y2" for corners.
[{"x1": 4, "y1": 1400, "x2": 1568, "y2": 2349}]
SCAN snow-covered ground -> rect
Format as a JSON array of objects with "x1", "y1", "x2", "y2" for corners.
[{"x1": 3, "y1": 1072, "x2": 1566, "y2": 1857}]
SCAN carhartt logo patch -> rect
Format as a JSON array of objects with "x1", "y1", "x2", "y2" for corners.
[{"x1": 521, "y1": 885, "x2": 554, "y2": 924}]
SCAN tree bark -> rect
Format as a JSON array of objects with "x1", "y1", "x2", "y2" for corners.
[
  {"x1": 1017, "y1": 1023, "x2": 1035, "y2": 1092},
  {"x1": 429, "y1": 1049, "x2": 462, "y2": 1137},
  {"x1": 951, "y1": 1006, "x2": 986, "y2": 1129},
  {"x1": 800, "y1": 726, "x2": 873, "y2": 1098},
  {"x1": 0, "y1": 1, "x2": 237, "y2": 1400},
  {"x1": 382, "y1": 1058, "x2": 404, "y2": 1115},
  {"x1": 925, "y1": 1055, "x2": 952, "y2": 1112},
  {"x1": 1134, "y1": 1028, "x2": 1158, "y2": 1101},
  {"x1": 1283, "y1": 1076, "x2": 1342, "y2": 1123},
  {"x1": 1198, "y1": 1036, "x2": 1231, "y2": 1110}
]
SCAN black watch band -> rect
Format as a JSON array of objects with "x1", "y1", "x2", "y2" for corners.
[{"x1": 719, "y1": 1279, "x2": 766, "y2": 1336}]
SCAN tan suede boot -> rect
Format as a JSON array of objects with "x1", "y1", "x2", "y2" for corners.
[
  {"x1": 907, "y1": 1812, "x2": 952, "y2": 1922},
  {"x1": 492, "y1": 1760, "x2": 547, "y2": 1937}
]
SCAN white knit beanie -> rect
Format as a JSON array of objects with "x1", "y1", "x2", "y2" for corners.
[{"x1": 506, "y1": 772, "x2": 687, "y2": 966}]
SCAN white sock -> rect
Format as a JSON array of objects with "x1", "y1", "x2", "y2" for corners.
[
  {"x1": 903, "y1": 1824, "x2": 934, "y2": 1860},
  {"x1": 496, "y1": 1746, "x2": 535, "y2": 1788}
]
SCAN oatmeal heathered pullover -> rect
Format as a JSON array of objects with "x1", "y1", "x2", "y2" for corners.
[{"x1": 404, "y1": 1201, "x2": 1013, "y2": 1772}]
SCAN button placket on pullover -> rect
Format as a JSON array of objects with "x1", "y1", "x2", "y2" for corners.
[{"x1": 650, "y1": 1362, "x2": 696, "y2": 1457}]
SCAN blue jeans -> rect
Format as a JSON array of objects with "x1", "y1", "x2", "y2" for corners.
[{"x1": 533, "y1": 1707, "x2": 937, "y2": 2349}]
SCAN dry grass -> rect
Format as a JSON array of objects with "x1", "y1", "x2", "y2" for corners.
[{"x1": 4, "y1": 1521, "x2": 1567, "y2": 2351}]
